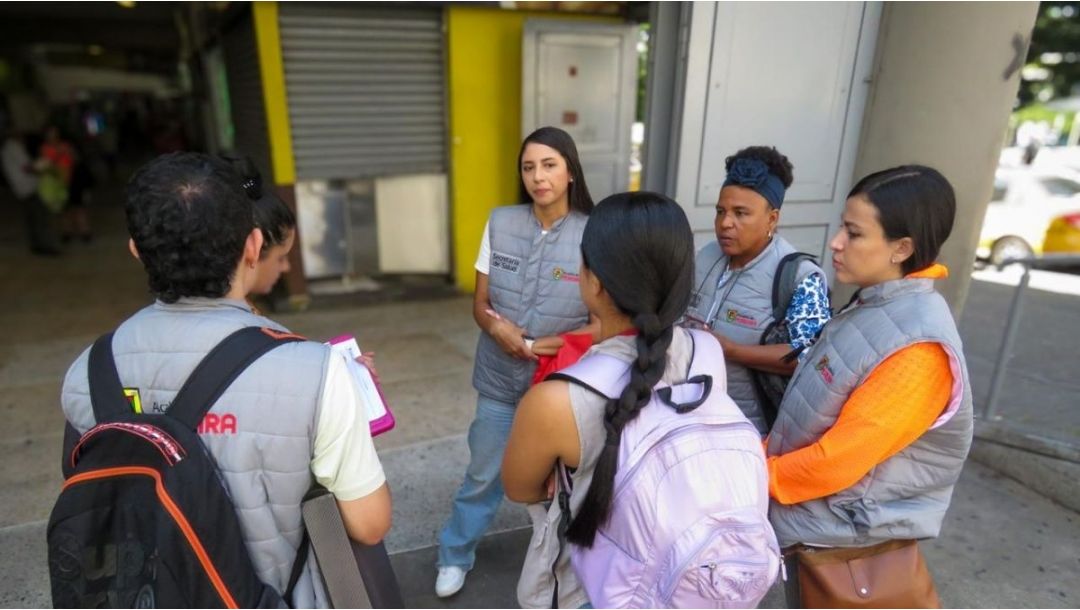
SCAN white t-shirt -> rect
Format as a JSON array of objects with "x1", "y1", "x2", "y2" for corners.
[
  {"x1": 310, "y1": 350, "x2": 387, "y2": 501},
  {"x1": 474, "y1": 220, "x2": 549, "y2": 275},
  {"x1": 1, "y1": 138, "x2": 39, "y2": 199}
]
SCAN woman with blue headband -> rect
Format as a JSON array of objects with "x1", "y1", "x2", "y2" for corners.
[{"x1": 684, "y1": 146, "x2": 830, "y2": 436}]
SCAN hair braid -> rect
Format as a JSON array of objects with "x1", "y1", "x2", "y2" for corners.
[{"x1": 564, "y1": 192, "x2": 693, "y2": 548}]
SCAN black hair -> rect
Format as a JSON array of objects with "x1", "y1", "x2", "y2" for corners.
[
  {"x1": 847, "y1": 164, "x2": 956, "y2": 275},
  {"x1": 125, "y1": 152, "x2": 253, "y2": 303},
  {"x1": 224, "y1": 156, "x2": 296, "y2": 258},
  {"x1": 517, "y1": 126, "x2": 594, "y2": 215},
  {"x1": 567, "y1": 191, "x2": 695, "y2": 547},
  {"x1": 725, "y1": 145, "x2": 795, "y2": 189}
]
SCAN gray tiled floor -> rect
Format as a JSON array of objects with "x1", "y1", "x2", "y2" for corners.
[{"x1": 1, "y1": 181, "x2": 1078, "y2": 608}]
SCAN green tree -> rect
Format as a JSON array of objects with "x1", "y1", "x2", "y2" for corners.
[{"x1": 1019, "y1": 2, "x2": 1080, "y2": 106}]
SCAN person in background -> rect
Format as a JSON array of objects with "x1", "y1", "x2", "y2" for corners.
[
  {"x1": 768, "y1": 165, "x2": 973, "y2": 608},
  {"x1": 684, "y1": 146, "x2": 830, "y2": 435},
  {"x1": 64, "y1": 143, "x2": 95, "y2": 243},
  {"x1": 2, "y1": 128, "x2": 60, "y2": 256},
  {"x1": 435, "y1": 127, "x2": 598, "y2": 598}
]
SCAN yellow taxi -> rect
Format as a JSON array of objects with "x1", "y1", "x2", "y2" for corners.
[
  {"x1": 1043, "y1": 212, "x2": 1080, "y2": 254},
  {"x1": 978, "y1": 170, "x2": 1080, "y2": 264}
]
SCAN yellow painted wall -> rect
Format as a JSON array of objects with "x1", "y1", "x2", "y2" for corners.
[
  {"x1": 252, "y1": 1, "x2": 296, "y2": 186},
  {"x1": 447, "y1": 7, "x2": 618, "y2": 292}
]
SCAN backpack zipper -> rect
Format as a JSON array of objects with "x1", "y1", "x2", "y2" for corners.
[
  {"x1": 659, "y1": 523, "x2": 772, "y2": 603},
  {"x1": 71, "y1": 422, "x2": 186, "y2": 469},
  {"x1": 62, "y1": 466, "x2": 239, "y2": 609}
]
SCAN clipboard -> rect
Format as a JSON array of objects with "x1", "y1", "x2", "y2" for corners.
[{"x1": 326, "y1": 335, "x2": 396, "y2": 437}]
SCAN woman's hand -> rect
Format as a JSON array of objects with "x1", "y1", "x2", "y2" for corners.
[
  {"x1": 489, "y1": 317, "x2": 538, "y2": 361},
  {"x1": 712, "y1": 331, "x2": 736, "y2": 356},
  {"x1": 531, "y1": 335, "x2": 565, "y2": 357},
  {"x1": 356, "y1": 352, "x2": 378, "y2": 378}
]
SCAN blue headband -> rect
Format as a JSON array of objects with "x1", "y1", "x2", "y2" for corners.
[{"x1": 722, "y1": 157, "x2": 786, "y2": 209}]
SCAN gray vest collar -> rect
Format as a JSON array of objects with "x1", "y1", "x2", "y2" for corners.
[
  {"x1": 527, "y1": 206, "x2": 574, "y2": 233},
  {"x1": 157, "y1": 297, "x2": 255, "y2": 314},
  {"x1": 850, "y1": 276, "x2": 935, "y2": 309},
  {"x1": 733, "y1": 236, "x2": 784, "y2": 272}
]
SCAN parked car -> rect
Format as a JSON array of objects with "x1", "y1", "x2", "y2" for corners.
[
  {"x1": 977, "y1": 169, "x2": 1080, "y2": 265},
  {"x1": 1043, "y1": 211, "x2": 1080, "y2": 255}
]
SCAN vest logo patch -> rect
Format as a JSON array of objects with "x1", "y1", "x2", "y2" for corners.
[
  {"x1": 491, "y1": 252, "x2": 521, "y2": 274},
  {"x1": 123, "y1": 388, "x2": 142, "y2": 414},
  {"x1": 553, "y1": 267, "x2": 579, "y2": 283},
  {"x1": 815, "y1": 355, "x2": 835, "y2": 384},
  {"x1": 725, "y1": 309, "x2": 757, "y2": 328},
  {"x1": 198, "y1": 413, "x2": 238, "y2": 435}
]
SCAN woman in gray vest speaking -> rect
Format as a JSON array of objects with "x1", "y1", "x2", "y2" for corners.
[
  {"x1": 435, "y1": 127, "x2": 597, "y2": 598},
  {"x1": 684, "y1": 146, "x2": 831, "y2": 435},
  {"x1": 768, "y1": 165, "x2": 974, "y2": 607}
]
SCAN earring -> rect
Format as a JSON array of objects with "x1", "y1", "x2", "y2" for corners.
[{"x1": 249, "y1": 261, "x2": 256, "y2": 269}]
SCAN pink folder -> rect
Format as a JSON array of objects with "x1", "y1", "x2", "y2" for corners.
[{"x1": 327, "y1": 334, "x2": 396, "y2": 437}]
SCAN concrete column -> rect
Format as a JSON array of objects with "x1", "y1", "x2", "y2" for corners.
[{"x1": 843, "y1": 1, "x2": 1038, "y2": 317}]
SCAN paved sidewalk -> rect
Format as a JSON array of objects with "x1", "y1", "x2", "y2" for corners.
[
  {"x1": 0, "y1": 189, "x2": 1077, "y2": 607},
  {"x1": 961, "y1": 267, "x2": 1080, "y2": 442}
]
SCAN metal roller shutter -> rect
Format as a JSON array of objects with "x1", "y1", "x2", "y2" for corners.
[
  {"x1": 279, "y1": 3, "x2": 447, "y2": 180},
  {"x1": 221, "y1": 14, "x2": 273, "y2": 179}
]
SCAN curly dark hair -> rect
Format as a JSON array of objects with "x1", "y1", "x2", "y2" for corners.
[
  {"x1": 125, "y1": 153, "x2": 253, "y2": 303},
  {"x1": 724, "y1": 145, "x2": 795, "y2": 188}
]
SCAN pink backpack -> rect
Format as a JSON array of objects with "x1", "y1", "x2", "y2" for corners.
[{"x1": 550, "y1": 329, "x2": 779, "y2": 608}]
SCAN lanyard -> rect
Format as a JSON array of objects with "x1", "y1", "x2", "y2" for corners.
[{"x1": 706, "y1": 264, "x2": 744, "y2": 328}]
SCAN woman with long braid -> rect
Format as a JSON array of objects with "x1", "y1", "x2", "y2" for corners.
[{"x1": 501, "y1": 192, "x2": 772, "y2": 608}]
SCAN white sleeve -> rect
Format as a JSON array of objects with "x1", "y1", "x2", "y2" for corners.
[
  {"x1": 310, "y1": 351, "x2": 387, "y2": 501},
  {"x1": 474, "y1": 220, "x2": 491, "y2": 275}
]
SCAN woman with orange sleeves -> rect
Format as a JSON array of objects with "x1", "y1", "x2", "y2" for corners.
[{"x1": 766, "y1": 165, "x2": 974, "y2": 608}]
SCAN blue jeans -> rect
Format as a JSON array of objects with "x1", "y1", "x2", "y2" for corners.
[{"x1": 437, "y1": 394, "x2": 517, "y2": 569}]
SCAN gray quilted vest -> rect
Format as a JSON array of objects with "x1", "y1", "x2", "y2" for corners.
[
  {"x1": 766, "y1": 275, "x2": 973, "y2": 548},
  {"x1": 61, "y1": 298, "x2": 332, "y2": 607},
  {"x1": 686, "y1": 236, "x2": 820, "y2": 434},
  {"x1": 473, "y1": 205, "x2": 590, "y2": 404}
]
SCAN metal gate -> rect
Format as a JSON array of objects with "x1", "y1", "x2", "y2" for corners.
[
  {"x1": 278, "y1": 3, "x2": 447, "y2": 180},
  {"x1": 221, "y1": 13, "x2": 272, "y2": 177}
]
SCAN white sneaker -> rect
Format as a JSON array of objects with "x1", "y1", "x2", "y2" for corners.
[{"x1": 435, "y1": 565, "x2": 468, "y2": 598}]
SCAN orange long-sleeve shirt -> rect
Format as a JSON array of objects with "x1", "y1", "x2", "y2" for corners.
[{"x1": 767, "y1": 265, "x2": 955, "y2": 505}]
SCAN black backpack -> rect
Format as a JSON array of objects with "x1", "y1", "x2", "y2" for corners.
[
  {"x1": 749, "y1": 252, "x2": 822, "y2": 430},
  {"x1": 48, "y1": 327, "x2": 308, "y2": 608}
]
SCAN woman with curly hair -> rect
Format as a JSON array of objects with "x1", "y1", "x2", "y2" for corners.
[{"x1": 684, "y1": 146, "x2": 831, "y2": 435}]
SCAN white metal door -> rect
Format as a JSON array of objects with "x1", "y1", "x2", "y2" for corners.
[
  {"x1": 522, "y1": 20, "x2": 638, "y2": 202},
  {"x1": 672, "y1": 2, "x2": 881, "y2": 275}
]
